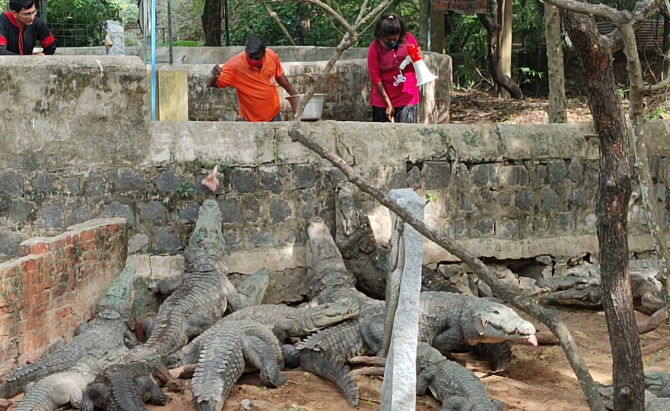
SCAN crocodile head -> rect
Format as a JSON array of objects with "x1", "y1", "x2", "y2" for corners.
[
  {"x1": 534, "y1": 268, "x2": 603, "y2": 307},
  {"x1": 301, "y1": 303, "x2": 360, "y2": 332},
  {"x1": 468, "y1": 300, "x2": 537, "y2": 346},
  {"x1": 645, "y1": 371, "x2": 670, "y2": 396},
  {"x1": 95, "y1": 265, "x2": 135, "y2": 323},
  {"x1": 185, "y1": 200, "x2": 226, "y2": 273},
  {"x1": 335, "y1": 183, "x2": 376, "y2": 258}
]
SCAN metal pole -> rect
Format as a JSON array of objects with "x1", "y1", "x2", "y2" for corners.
[
  {"x1": 151, "y1": 0, "x2": 157, "y2": 121},
  {"x1": 167, "y1": 0, "x2": 173, "y2": 64},
  {"x1": 427, "y1": 0, "x2": 432, "y2": 51},
  {"x1": 224, "y1": 0, "x2": 229, "y2": 46}
]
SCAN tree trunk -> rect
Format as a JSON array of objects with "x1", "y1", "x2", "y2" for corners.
[
  {"x1": 498, "y1": 0, "x2": 513, "y2": 99},
  {"x1": 202, "y1": 0, "x2": 222, "y2": 46},
  {"x1": 664, "y1": 14, "x2": 670, "y2": 79},
  {"x1": 478, "y1": 14, "x2": 524, "y2": 99},
  {"x1": 545, "y1": 3, "x2": 567, "y2": 122},
  {"x1": 562, "y1": 10, "x2": 645, "y2": 411}
]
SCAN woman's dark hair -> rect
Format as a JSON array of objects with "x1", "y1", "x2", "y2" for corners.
[
  {"x1": 10, "y1": 0, "x2": 34, "y2": 12},
  {"x1": 373, "y1": 12, "x2": 407, "y2": 41}
]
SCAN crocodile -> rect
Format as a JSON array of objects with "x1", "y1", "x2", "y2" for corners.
[
  {"x1": 128, "y1": 199, "x2": 241, "y2": 360},
  {"x1": 645, "y1": 371, "x2": 670, "y2": 398},
  {"x1": 78, "y1": 358, "x2": 170, "y2": 411},
  {"x1": 416, "y1": 342, "x2": 503, "y2": 411},
  {"x1": 534, "y1": 262, "x2": 665, "y2": 315},
  {"x1": 598, "y1": 381, "x2": 670, "y2": 411},
  {"x1": 0, "y1": 265, "x2": 137, "y2": 399},
  {"x1": 15, "y1": 347, "x2": 128, "y2": 411},
  {"x1": 298, "y1": 217, "x2": 537, "y2": 406},
  {"x1": 185, "y1": 320, "x2": 286, "y2": 411}
]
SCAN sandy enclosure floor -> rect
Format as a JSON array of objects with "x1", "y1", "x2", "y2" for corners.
[{"x1": 8, "y1": 307, "x2": 663, "y2": 411}]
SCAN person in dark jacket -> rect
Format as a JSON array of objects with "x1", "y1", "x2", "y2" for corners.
[{"x1": 0, "y1": 0, "x2": 55, "y2": 55}]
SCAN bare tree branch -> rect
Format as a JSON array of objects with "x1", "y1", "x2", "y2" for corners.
[
  {"x1": 544, "y1": 0, "x2": 630, "y2": 23},
  {"x1": 259, "y1": 0, "x2": 297, "y2": 45},
  {"x1": 273, "y1": 0, "x2": 356, "y2": 38},
  {"x1": 286, "y1": 122, "x2": 606, "y2": 411}
]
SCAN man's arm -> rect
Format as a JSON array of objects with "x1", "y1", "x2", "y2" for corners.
[
  {"x1": 0, "y1": 20, "x2": 17, "y2": 55},
  {"x1": 206, "y1": 65, "x2": 221, "y2": 88},
  {"x1": 276, "y1": 74, "x2": 298, "y2": 97},
  {"x1": 34, "y1": 18, "x2": 56, "y2": 55}
]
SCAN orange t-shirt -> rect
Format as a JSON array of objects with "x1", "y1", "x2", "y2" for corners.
[{"x1": 216, "y1": 49, "x2": 284, "y2": 122}]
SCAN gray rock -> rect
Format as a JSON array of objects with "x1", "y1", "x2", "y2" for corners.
[
  {"x1": 37, "y1": 200, "x2": 64, "y2": 230},
  {"x1": 515, "y1": 189, "x2": 534, "y2": 212},
  {"x1": 66, "y1": 203, "x2": 91, "y2": 226},
  {"x1": 153, "y1": 227, "x2": 182, "y2": 253},
  {"x1": 438, "y1": 263, "x2": 461, "y2": 278},
  {"x1": 224, "y1": 231, "x2": 239, "y2": 247},
  {"x1": 499, "y1": 219, "x2": 519, "y2": 239},
  {"x1": 656, "y1": 184, "x2": 667, "y2": 203},
  {"x1": 557, "y1": 212, "x2": 574, "y2": 232},
  {"x1": 0, "y1": 230, "x2": 20, "y2": 257},
  {"x1": 270, "y1": 199, "x2": 292, "y2": 223},
  {"x1": 532, "y1": 164, "x2": 547, "y2": 186},
  {"x1": 471, "y1": 163, "x2": 499, "y2": 187},
  {"x1": 260, "y1": 166, "x2": 283, "y2": 194},
  {"x1": 263, "y1": 268, "x2": 306, "y2": 303},
  {"x1": 381, "y1": 188, "x2": 425, "y2": 411},
  {"x1": 547, "y1": 160, "x2": 566, "y2": 185},
  {"x1": 460, "y1": 195, "x2": 474, "y2": 212},
  {"x1": 240, "y1": 399, "x2": 255, "y2": 411},
  {"x1": 218, "y1": 198, "x2": 241, "y2": 224},
  {"x1": 532, "y1": 216, "x2": 548, "y2": 233},
  {"x1": 422, "y1": 161, "x2": 450, "y2": 190},
  {"x1": 128, "y1": 233, "x2": 149, "y2": 254},
  {"x1": 101, "y1": 201, "x2": 135, "y2": 226},
  {"x1": 499, "y1": 165, "x2": 529, "y2": 186},
  {"x1": 8, "y1": 199, "x2": 35, "y2": 222},
  {"x1": 232, "y1": 168, "x2": 257, "y2": 193},
  {"x1": 569, "y1": 188, "x2": 585, "y2": 207},
  {"x1": 407, "y1": 166, "x2": 421, "y2": 189},
  {"x1": 0, "y1": 170, "x2": 24, "y2": 197},
  {"x1": 105, "y1": 20, "x2": 125, "y2": 55},
  {"x1": 450, "y1": 219, "x2": 467, "y2": 238},
  {"x1": 284, "y1": 226, "x2": 306, "y2": 245},
  {"x1": 155, "y1": 170, "x2": 182, "y2": 193},
  {"x1": 519, "y1": 277, "x2": 542, "y2": 295},
  {"x1": 174, "y1": 202, "x2": 200, "y2": 223},
  {"x1": 246, "y1": 228, "x2": 276, "y2": 247},
  {"x1": 139, "y1": 201, "x2": 168, "y2": 223},
  {"x1": 293, "y1": 164, "x2": 316, "y2": 189},
  {"x1": 66, "y1": 176, "x2": 81, "y2": 195},
  {"x1": 454, "y1": 163, "x2": 470, "y2": 189},
  {"x1": 540, "y1": 188, "x2": 560, "y2": 210},
  {"x1": 387, "y1": 169, "x2": 408, "y2": 190},
  {"x1": 467, "y1": 273, "x2": 480, "y2": 295},
  {"x1": 474, "y1": 219, "x2": 495, "y2": 236},
  {"x1": 84, "y1": 171, "x2": 105, "y2": 197},
  {"x1": 108, "y1": 168, "x2": 146, "y2": 192},
  {"x1": 449, "y1": 273, "x2": 474, "y2": 295},
  {"x1": 31, "y1": 171, "x2": 53, "y2": 192},
  {"x1": 496, "y1": 192, "x2": 511, "y2": 206},
  {"x1": 567, "y1": 158, "x2": 584, "y2": 182},
  {"x1": 246, "y1": 199, "x2": 262, "y2": 223},
  {"x1": 478, "y1": 280, "x2": 493, "y2": 297},
  {"x1": 536, "y1": 255, "x2": 552, "y2": 265},
  {"x1": 301, "y1": 193, "x2": 318, "y2": 219}
]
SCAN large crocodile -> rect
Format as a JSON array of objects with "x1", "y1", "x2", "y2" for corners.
[
  {"x1": 298, "y1": 217, "x2": 536, "y2": 406},
  {"x1": 184, "y1": 320, "x2": 286, "y2": 411},
  {"x1": 0, "y1": 265, "x2": 137, "y2": 399},
  {"x1": 15, "y1": 347, "x2": 128, "y2": 411},
  {"x1": 78, "y1": 358, "x2": 170, "y2": 411},
  {"x1": 598, "y1": 380, "x2": 670, "y2": 411},
  {"x1": 128, "y1": 199, "x2": 240, "y2": 360},
  {"x1": 416, "y1": 342, "x2": 503, "y2": 411},
  {"x1": 534, "y1": 262, "x2": 665, "y2": 315},
  {"x1": 645, "y1": 371, "x2": 670, "y2": 397}
]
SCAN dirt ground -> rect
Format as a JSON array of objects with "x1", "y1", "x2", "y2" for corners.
[{"x1": 137, "y1": 307, "x2": 669, "y2": 411}]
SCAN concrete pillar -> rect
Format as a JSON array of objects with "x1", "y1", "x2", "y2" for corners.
[
  {"x1": 145, "y1": 66, "x2": 189, "y2": 122},
  {"x1": 381, "y1": 188, "x2": 425, "y2": 411}
]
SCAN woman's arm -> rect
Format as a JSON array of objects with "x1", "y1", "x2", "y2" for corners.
[{"x1": 368, "y1": 43, "x2": 395, "y2": 121}]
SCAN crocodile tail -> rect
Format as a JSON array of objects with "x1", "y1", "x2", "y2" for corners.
[
  {"x1": 300, "y1": 349, "x2": 359, "y2": 407},
  {"x1": 470, "y1": 342, "x2": 512, "y2": 372}
]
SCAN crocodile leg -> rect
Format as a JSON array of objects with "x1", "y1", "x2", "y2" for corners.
[
  {"x1": 282, "y1": 344, "x2": 301, "y2": 369},
  {"x1": 432, "y1": 328, "x2": 467, "y2": 355},
  {"x1": 470, "y1": 342, "x2": 513, "y2": 372},
  {"x1": 136, "y1": 376, "x2": 169, "y2": 405},
  {"x1": 299, "y1": 350, "x2": 359, "y2": 407},
  {"x1": 242, "y1": 337, "x2": 286, "y2": 388},
  {"x1": 80, "y1": 382, "x2": 111, "y2": 411},
  {"x1": 360, "y1": 316, "x2": 385, "y2": 357},
  {"x1": 416, "y1": 368, "x2": 435, "y2": 396},
  {"x1": 441, "y1": 396, "x2": 473, "y2": 410}
]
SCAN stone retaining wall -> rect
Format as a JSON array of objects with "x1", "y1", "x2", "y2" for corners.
[{"x1": 0, "y1": 219, "x2": 127, "y2": 374}]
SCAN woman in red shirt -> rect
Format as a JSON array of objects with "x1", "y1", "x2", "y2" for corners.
[{"x1": 367, "y1": 13, "x2": 422, "y2": 123}]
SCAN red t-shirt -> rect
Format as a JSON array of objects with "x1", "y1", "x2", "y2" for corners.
[{"x1": 367, "y1": 32, "x2": 420, "y2": 108}]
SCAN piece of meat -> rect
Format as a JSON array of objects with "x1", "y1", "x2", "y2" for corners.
[{"x1": 202, "y1": 166, "x2": 220, "y2": 192}]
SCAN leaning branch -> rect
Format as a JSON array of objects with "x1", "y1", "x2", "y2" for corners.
[
  {"x1": 544, "y1": 0, "x2": 631, "y2": 23},
  {"x1": 287, "y1": 122, "x2": 606, "y2": 411},
  {"x1": 259, "y1": 0, "x2": 297, "y2": 45}
]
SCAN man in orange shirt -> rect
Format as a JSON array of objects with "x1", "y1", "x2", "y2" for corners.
[{"x1": 207, "y1": 35, "x2": 299, "y2": 122}]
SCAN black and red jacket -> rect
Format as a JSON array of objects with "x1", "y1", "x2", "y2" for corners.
[{"x1": 0, "y1": 12, "x2": 55, "y2": 55}]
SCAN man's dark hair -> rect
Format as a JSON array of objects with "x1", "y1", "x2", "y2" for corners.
[
  {"x1": 373, "y1": 12, "x2": 407, "y2": 41},
  {"x1": 9, "y1": 0, "x2": 35, "y2": 12},
  {"x1": 245, "y1": 36, "x2": 266, "y2": 55}
]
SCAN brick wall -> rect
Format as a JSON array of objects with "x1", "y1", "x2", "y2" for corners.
[{"x1": 0, "y1": 218, "x2": 127, "y2": 374}]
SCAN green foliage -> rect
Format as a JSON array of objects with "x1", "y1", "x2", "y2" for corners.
[
  {"x1": 646, "y1": 106, "x2": 667, "y2": 120},
  {"x1": 46, "y1": 0, "x2": 121, "y2": 47},
  {"x1": 178, "y1": 181, "x2": 195, "y2": 198}
]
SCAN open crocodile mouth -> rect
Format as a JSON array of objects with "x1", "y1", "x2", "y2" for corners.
[{"x1": 474, "y1": 318, "x2": 538, "y2": 346}]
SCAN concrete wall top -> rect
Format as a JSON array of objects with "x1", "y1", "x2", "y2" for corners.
[
  {"x1": 0, "y1": 56, "x2": 149, "y2": 172},
  {"x1": 53, "y1": 46, "x2": 371, "y2": 64}
]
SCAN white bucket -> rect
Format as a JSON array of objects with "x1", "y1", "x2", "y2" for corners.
[{"x1": 286, "y1": 93, "x2": 328, "y2": 121}]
